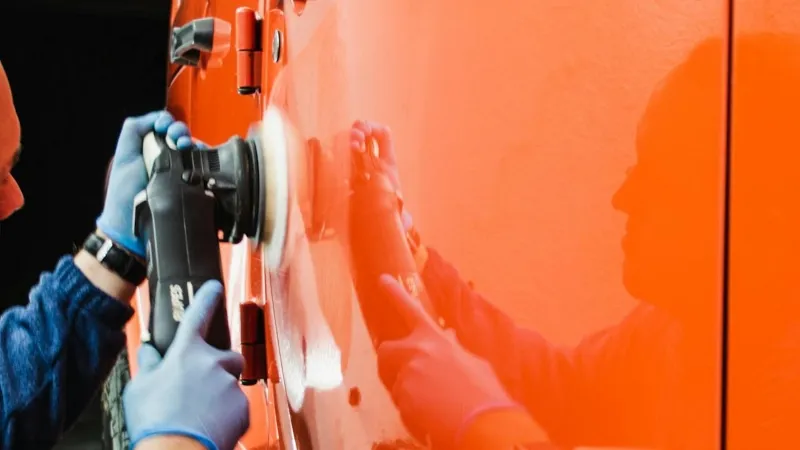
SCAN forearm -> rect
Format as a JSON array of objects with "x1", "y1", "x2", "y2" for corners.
[
  {"x1": 0, "y1": 255, "x2": 133, "y2": 448},
  {"x1": 135, "y1": 435, "x2": 208, "y2": 450},
  {"x1": 418, "y1": 246, "x2": 628, "y2": 445},
  {"x1": 420, "y1": 248, "x2": 575, "y2": 393}
]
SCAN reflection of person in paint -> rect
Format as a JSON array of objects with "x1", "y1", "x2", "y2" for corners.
[{"x1": 359, "y1": 36, "x2": 800, "y2": 449}]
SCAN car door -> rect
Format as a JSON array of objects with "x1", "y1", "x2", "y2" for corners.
[
  {"x1": 157, "y1": 0, "x2": 736, "y2": 448},
  {"x1": 266, "y1": 0, "x2": 729, "y2": 448},
  {"x1": 727, "y1": 2, "x2": 800, "y2": 449}
]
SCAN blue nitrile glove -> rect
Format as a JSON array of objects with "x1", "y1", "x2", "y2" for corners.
[
  {"x1": 376, "y1": 275, "x2": 523, "y2": 449},
  {"x1": 97, "y1": 111, "x2": 196, "y2": 257},
  {"x1": 122, "y1": 280, "x2": 250, "y2": 450},
  {"x1": 350, "y1": 120, "x2": 413, "y2": 230}
]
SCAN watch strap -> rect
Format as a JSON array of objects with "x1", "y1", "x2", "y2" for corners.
[{"x1": 82, "y1": 232, "x2": 146, "y2": 285}]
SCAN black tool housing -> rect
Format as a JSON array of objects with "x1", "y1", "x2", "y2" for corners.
[
  {"x1": 134, "y1": 133, "x2": 263, "y2": 356},
  {"x1": 193, "y1": 135, "x2": 263, "y2": 244}
]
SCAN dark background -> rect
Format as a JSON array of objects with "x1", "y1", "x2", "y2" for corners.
[
  {"x1": 0, "y1": 0, "x2": 169, "y2": 304},
  {"x1": 0, "y1": 1, "x2": 171, "y2": 447}
]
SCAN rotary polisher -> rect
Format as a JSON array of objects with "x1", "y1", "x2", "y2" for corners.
[
  {"x1": 133, "y1": 102, "x2": 437, "y2": 360},
  {"x1": 134, "y1": 106, "x2": 291, "y2": 355}
]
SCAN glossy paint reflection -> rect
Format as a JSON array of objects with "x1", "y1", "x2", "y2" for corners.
[
  {"x1": 344, "y1": 36, "x2": 730, "y2": 443},
  {"x1": 727, "y1": 32, "x2": 800, "y2": 449},
  {"x1": 500, "y1": 37, "x2": 726, "y2": 447},
  {"x1": 150, "y1": 0, "x2": 752, "y2": 447},
  {"x1": 256, "y1": 0, "x2": 730, "y2": 448}
]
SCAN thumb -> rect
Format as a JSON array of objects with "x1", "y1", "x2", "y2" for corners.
[
  {"x1": 376, "y1": 337, "x2": 422, "y2": 389},
  {"x1": 370, "y1": 122, "x2": 397, "y2": 166},
  {"x1": 115, "y1": 111, "x2": 171, "y2": 159},
  {"x1": 137, "y1": 344, "x2": 163, "y2": 374},
  {"x1": 378, "y1": 274, "x2": 435, "y2": 331},
  {"x1": 211, "y1": 348, "x2": 245, "y2": 378},
  {"x1": 173, "y1": 280, "x2": 225, "y2": 344}
]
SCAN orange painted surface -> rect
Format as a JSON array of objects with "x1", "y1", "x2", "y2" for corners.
[
  {"x1": 726, "y1": 3, "x2": 800, "y2": 449},
  {"x1": 117, "y1": 0, "x2": 784, "y2": 448},
  {"x1": 269, "y1": 1, "x2": 727, "y2": 447}
]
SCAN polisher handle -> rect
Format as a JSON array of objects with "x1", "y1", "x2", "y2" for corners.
[
  {"x1": 349, "y1": 168, "x2": 439, "y2": 346},
  {"x1": 136, "y1": 132, "x2": 231, "y2": 356}
]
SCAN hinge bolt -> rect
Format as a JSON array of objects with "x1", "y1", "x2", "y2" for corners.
[{"x1": 272, "y1": 29, "x2": 282, "y2": 63}]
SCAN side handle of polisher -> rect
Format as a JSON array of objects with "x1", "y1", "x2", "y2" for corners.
[{"x1": 134, "y1": 132, "x2": 231, "y2": 355}]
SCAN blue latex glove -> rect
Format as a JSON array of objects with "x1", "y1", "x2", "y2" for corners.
[
  {"x1": 122, "y1": 280, "x2": 250, "y2": 450},
  {"x1": 97, "y1": 111, "x2": 195, "y2": 257},
  {"x1": 350, "y1": 120, "x2": 413, "y2": 230},
  {"x1": 376, "y1": 275, "x2": 523, "y2": 449}
]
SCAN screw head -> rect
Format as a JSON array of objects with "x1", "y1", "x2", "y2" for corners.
[{"x1": 348, "y1": 387, "x2": 361, "y2": 407}]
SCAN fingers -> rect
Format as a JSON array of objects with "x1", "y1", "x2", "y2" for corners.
[
  {"x1": 154, "y1": 111, "x2": 177, "y2": 134},
  {"x1": 376, "y1": 338, "x2": 422, "y2": 389},
  {"x1": 114, "y1": 111, "x2": 170, "y2": 162},
  {"x1": 124, "y1": 111, "x2": 168, "y2": 137},
  {"x1": 165, "y1": 121, "x2": 190, "y2": 146},
  {"x1": 114, "y1": 111, "x2": 166, "y2": 160},
  {"x1": 370, "y1": 123, "x2": 396, "y2": 165},
  {"x1": 378, "y1": 274, "x2": 434, "y2": 330},
  {"x1": 351, "y1": 120, "x2": 396, "y2": 164},
  {"x1": 350, "y1": 121, "x2": 372, "y2": 152},
  {"x1": 117, "y1": 111, "x2": 194, "y2": 155},
  {"x1": 137, "y1": 344, "x2": 163, "y2": 374},
  {"x1": 176, "y1": 136, "x2": 209, "y2": 150},
  {"x1": 212, "y1": 348, "x2": 245, "y2": 378},
  {"x1": 173, "y1": 280, "x2": 225, "y2": 345},
  {"x1": 176, "y1": 136, "x2": 192, "y2": 150}
]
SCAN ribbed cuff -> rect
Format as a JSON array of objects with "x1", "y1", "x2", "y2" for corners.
[
  {"x1": 54, "y1": 255, "x2": 134, "y2": 328},
  {"x1": 130, "y1": 428, "x2": 217, "y2": 450}
]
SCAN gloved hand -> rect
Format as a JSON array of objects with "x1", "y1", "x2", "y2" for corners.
[
  {"x1": 123, "y1": 280, "x2": 250, "y2": 450},
  {"x1": 97, "y1": 111, "x2": 196, "y2": 257},
  {"x1": 376, "y1": 275, "x2": 523, "y2": 449},
  {"x1": 350, "y1": 120, "x2": 413, "y2": 230}
]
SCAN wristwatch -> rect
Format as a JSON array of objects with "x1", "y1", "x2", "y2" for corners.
[{"x1": 81, "y1": 231, "x2": 147, "y2": 285}]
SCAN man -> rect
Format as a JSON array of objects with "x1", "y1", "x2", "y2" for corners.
[{"x1": 0, "y1": 61, "x2": 248, "y2": 449}]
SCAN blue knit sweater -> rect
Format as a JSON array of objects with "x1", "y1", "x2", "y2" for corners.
[{"x1": 0, "y1": 255, "x2": 133, "y2": 449}]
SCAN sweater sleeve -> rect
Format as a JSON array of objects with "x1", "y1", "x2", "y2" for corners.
[
  {"x1": 0, "y1": 255, "x2": 134, "y2": 449},
  {"x1": 421, "y1": 247, "x2": 677, "y2": 447}
]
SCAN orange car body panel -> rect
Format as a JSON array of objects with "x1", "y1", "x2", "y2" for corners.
[
  {"x1": 119, "y1": 0, "x2": 800, "y2": 448},
  {"x1": 727, "y1": 2, "x2": 800, "y2": 449}
]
